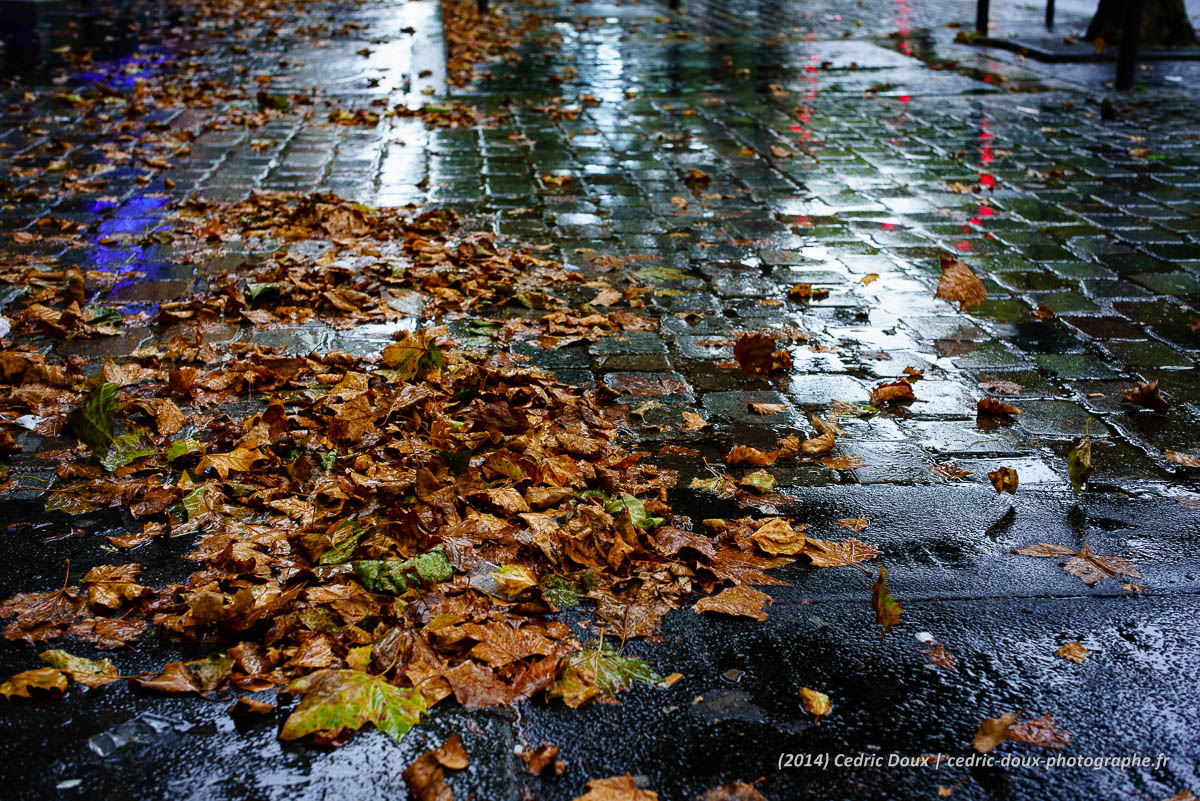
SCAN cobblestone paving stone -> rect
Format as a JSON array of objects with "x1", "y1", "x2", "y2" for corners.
[{"x1": 2, "y1": 0, "x2": 1200, "y2": 798}]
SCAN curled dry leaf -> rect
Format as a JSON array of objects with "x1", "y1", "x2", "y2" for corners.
[
  {"x1": 1055, "y1": 641, "x2": 1089, "y2": 663},
  {"x1": 726, "y1": 435, "x2": 799, "y2": 467},
  {"x1": 923, "y1": 642, "x2": 956, "y2": 670},
  {"x1": 988, "y1": 466, "x2": 1018, "y2": 494},
  {"x1": 733, "y1": 333, "x2": 792, "y2": 374},
  {"x1": 871, "y1": 566, "x2": 902, "y2": 632},
  {"x1": 798, "y1": 687, "x2": 832, "y2": 719},
  {"x1": 0, "y1": 667, "x2": 68, "y2": 699},
  {"x1": 800, "y1": 432, "x2": 836, "y2": 456},
  {"x1": 934, "y1": 256, "x2": 987, "y2": 311},
  {"x1": 869, "y1": 380, "x2": 914, "y2": 406},
  {"x1": 1067, "y1": 436, "x2": 1093, "y2": 495},
  {"x1": 748, "y1": 402, "x2": 787, "y2": 415},
  {"x1": 573, "y1": 774, "x2": 658, "y2": 801},
  {"x1": 977, "y1": 397, "x2": 1021, "y2": 416},
  {"x1": 971, "y1": 711, "x2": 1020, "y2": 753},
  {"x1": 929, "y1": 463, "x2": 972, "y2": 480},
  {"x1": 1121, "y1": 379, "x2": 1169, "y2": 414},
  {"x1": 693, "y1": 585, "x2": 773, "y2": 621},
  {"x1": 521, "y1": 743, "x2": 566, "y2": 777}
]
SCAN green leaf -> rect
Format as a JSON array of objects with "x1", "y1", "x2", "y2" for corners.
[
  {"x1": 100, "y1": 428, "x2": 157, "y2": 472},
  {"x1": 871, "y1": 565, "x2": 902, "y2": 632},
  {"x1": 604, "y1": 493, "x2": 664, "y2": 530},
  {"x1": 180, "y1": 484, "x2": 209, "y2": 521},
  {"x1": 539, "y1": 571, "x2": 595, "y2": 608},
  {"x1": 69, "y1": 382, "x2": 120, "y2": 455},
  {"x1": 548, "y1": 643, "x2": 661, "y2": 708},
  {"x1": 38, "y1": 649, "x2": 119, "y2": 687},
  {"x1": 352, "y1": 546, "x2": 452, "y2": 595},
  {"x1": 166, "y1": 438, "x2": 203, "y2": 463},
  {"x1": 319, "y1": 523, "x2": 365, "y2": 566},
  {"x1": 245, "y1": 282, "x2": 283, "y2": 305},
  {"x1": 186, "y1": 653, "x2": 233, "y2": 692},
  {"x1": 280, "y1": 669, "x2": 426, "y2": 743},
  {"x1": 320, "y1": 450, "x2": 338, "y2": 472},
  {"x1": 380, "y1": 331, "x2": 443, "y2": 382},
  {"x1": 1067, "y1": 435, "x2": 1093, "y2": 496}
]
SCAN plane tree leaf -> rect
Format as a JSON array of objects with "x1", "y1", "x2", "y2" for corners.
[{"x1": 280, "y1": 668, "x2": 427, "y2": 743}]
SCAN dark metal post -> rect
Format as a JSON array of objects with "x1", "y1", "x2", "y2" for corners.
[
  {"x1": 975, "y1": 0, "x2": 990, "y2": 36},
  {"x1": 1045, "y1": 0, "x2": 1055, "y2": 29},
  {"x1": 1115, "y1": 0, "x2": 1143, "y2": 90},
  {"x1": 477, "y1": 0, "x2": 488, "y2": 14}
]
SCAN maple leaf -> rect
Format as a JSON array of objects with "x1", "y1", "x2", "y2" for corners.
[
  {"x1": 280, "y1": 669, "x2": 426, "y2": 744},
  {"x1": 1055, "y1": 641, "x2": 1089, "y2": 663},
  {"x1": 869, "y1": 379, "x2": 914, "y2": 406},
  {"x1": 80, "y1": 564, "x2": 148, "y2": 610},
  {"x1": 800, "y1": 431, "x2": 835, "y2": 456},
  {"x1": 977, "y1": 397, "x2": 1021, "y2": 416},
  {"x1": 548, "y1": 643, "x2": 660, "y2": 709},
  {"x1": 1067, "y1": 435, "x2": 1093, "y2": 495},
  {"x1": 923, "y1": 641, "x2": 956, "y2": 670},
  {"x1": 733, "y1": 333, "x2": 792, "y2": 374},
  {"x1": 972, "y1": 711, "x2": 1020, "y2": 753},
  {"x1": 1121, "y1": 379, "x2": 1169, "y2": 413},
  {"x1": 1011, "y1": 541, "x2": 1141, "y2": 586},
  {"x1": 872, "y1": 566, "x2": 901, "y2": 631},
  {"x1": 573, "y1": 775, "x2": 658, "y2": 801},
  {"x1": 693, "y1": 585, "x2": 773, "y2": 621},
  {"x1": 1, "y1": 667, "x2": 68, "y2": 700},
  {"x1": 799, "y1": 687, "x2": 832, "y2": 719},
  {"x1": 1008, "y1": 714, "x2": 1072, "y2": 749},
  {"x1": 804, "y1": 537, "x2": 880, "y2": 569},
  {"x1": 934, "y1": 256, "x2": 986, "y2": 310},
  {"x1": 196, "y1": 446, "x2": 265, "y2": 479},
  {"x1": 380, "y1": 329, "x2": 444, "y2": 381},
  {"x1": 39, "y1": 649, "x2": 118, "y2": 687},
  {"x1": 837, "y1": 517, "x2": 868, "y2": 531},
  {"x1": 748, "y1": 402, "x2": 786, "y2": 415},
  {"x1": 988, "y1": 466, "x2": 1018, "y2": 494}
]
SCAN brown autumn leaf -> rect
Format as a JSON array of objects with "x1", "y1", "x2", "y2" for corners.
[
  {"x1": 800, "y1": 432, "x2": 835, "y2": 456},
  {"x1": 977, "y1": 397, "x2": 1021, "y2": 416},
  {"x1": 804, "y1": 537, "x2": 880, "y2": 568},
  {"x1": 693, "y1": 585, "x2": 773, "y2": 621},
  {"x1": 869, "y1": 379, "x2": 914, "y2": 406},
  {"x1": 228, "y1": 696, "x2": 275, "y2": 716},
  {"x1": 521, "y1": 743, "x2": 566, "y2": 777},
  {"x1": 1011, "y1": 541, "x2": 1141, "y2": 586},
  {"x1": 923, "y1": 641, "x2": 957, "y2": 670},
  {"x1": 70, "y1": 616, "x2": 146, "y2": 649},
  {"x1": 726, "y1": 435, "x2": 799, "y2": 467},
  {"x1": 733, "y1": 333, "x2": 792, "y2": 374},
  {"x1": 819, "y1": 454, "x2": 865, "y2": 470},
  {"x1": 196, "y1": 445, "x2": 265, "y2": 479},
  {"x1": 929, "y1": 463, "x2": 972, "y2": 480},
  {"x1": 1, "y1": 585, "x2": 85, "y2": 644},
  {"x1": 979, "y1": 379, "x2": 1022, "y2": 395},
  {"x1": 972, "y1": 711, "x2": 1020, "y2": 753},
  {"x1": 988, "y1": 466, "x2": 1018, "y2": 494},
  {"x1": 788, "y1": 283, "x2": 830, "y2": 301},
  {"x1": 837, "y1": 517, "x2": 868, "y2": 531},
  {"x1": 1008, "y1": 715, "x2": 1072, "y2": 749},
  {"x1": 934, "y1": 256, "x2": 987, "y2": 311},
  {"x1": 1166, "y1": 450, "x2": 1200, "y2": 467},
  {"x1": 403, "y1": 734, "x2": 470, "y2": 801},
  {"x1": 748, "y1": 402, "x2": 787, "y2": 415},
  {"x1": 681, "y1": 411, "x2": 710, "y2": 431},
  {"x1": 80, "y1": 564, "x2": 149, "y2": 610},
  {"x1": 748, "y1": 517, "x2": 807, "y2": 556},
  {"x1": 131, "y1": 661, "x2": 201, "y2": 694},
  {"x1": 573, "y1": 774, "x2": 658, "y2": 801},
  {"x1": 1055, "y1": 641, "x2": 1089, "y2": 663},
  {"x1": 1121, "y1": 380, "x2": 1169, "y2": 414},
  {"x1": 700, "y1": 780, "x2": 766, "y2": 801},
  {"x1": 769, "y1": 145, "x2": 793, "y2": 159}
]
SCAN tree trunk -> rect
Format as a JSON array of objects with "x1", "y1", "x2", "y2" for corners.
[{"x1": 1086, "y1": 0, "x2": 1198, "y2": 46}]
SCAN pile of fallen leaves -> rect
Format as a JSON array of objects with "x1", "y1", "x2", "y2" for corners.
[{"x1": 442, "y1": 0, "x2": 550, "y2": 87}]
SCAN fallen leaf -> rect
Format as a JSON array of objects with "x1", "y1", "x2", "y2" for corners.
[
  {"x1": 923, "y1": 641, "x2": 956, "y2": 670},
  {"x1": 1008, "y1": 714, "x2": 1072, "y2": 749},
  {"x1": 737, "y1": 469, "x2": 776, "y2": 494},
  {"x1": 788, "y1": 283, "x2": 830, "y2": 301},
  {"x1": 1166, "y1": 450, "x2": 1200, "y2": 467},
  {"x1": 934, "y1": 256, "x2": 986, "y2": 311},
  {"x1": 979, "y1": 379, "x2": 1022, "y2": 395},
  {"x1": 1, "y1": 667, "x2": 68, "y2": 699},
  {"x1": 749, "y1": 517, "x2": 807, "y2": 555},
  {"x1": 699, "y1": 780, "x2": 765, "y2": 801},
  {"x1": 549, "y1": 645, "x2": 659, "y2": 709},
  {"x1": 39, "y1": 649, "x2": 118, "y2": 687},
  {"x1": 1012, "y1": 541, "x2": 1141, "y2": 586},
  {"x1": 521, "y1": 743, "x2": 566, "y2": 776},
  {"x1": 929, "y1": 463, "x2": 972, "y2": 480},
  {"x1": 573, "y1": 774, "x2": 658, "y2": 801},
  {"x1": 748, "y1": 402, "x2": 787, "y2": 415},
  {"x1": 228, "y1": 696, "x2": 274, "y2": 716},
  {"x1": 1122, "y1": 380, "x2": 1169, "y2": 413},
  {"x1": 988, "y1": 466, "x2": 1018, "y2": 494},
  {"x1": 280, "y1": 669, "x2": 426, "y2": 744},
  {"x1": 693, "y1": 585, "x2": 773, "y2": 621},
  {"x1": 798, "y1": 687, "x2": 831, "y2": 718},
  {"x1": 804, "y1": 537, "x2": 880, "y2": 568},
  {"x1": 1055, "y1": 641, "x2": 1089, "y2": 663},
  {"x1": 871, "y1": 566, "x2": 901, "y2": 631},
  {"x1": 681, "y1": 411, "x2": 710, "y2": 431},
  {"x1": 403, "y1": 734, "x2": 469, "y2": 801},
  {"x1": 977, "y1": 397, "x2": 1021, "y2": 416},
  {"x1": 869, "y1": 380, "x2": 914, "y2": 406},
  {"x1": 972, "y1": 711, "x2": 1020, "y2": 753},
  {"x1": 733, "y1": 333, "x2": 792, "y2": 374},
  {"x1": 1067, "y1": 436, "x2": 1092, "y2": 495},
  {"x1": 837, "y1": 517, "x2": 868, "y2": 532}
]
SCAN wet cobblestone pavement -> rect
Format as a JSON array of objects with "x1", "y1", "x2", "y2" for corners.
[{"x1": 1, "y1": 0, "x2": 1200, "y2": 798}]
